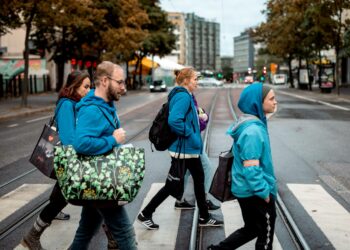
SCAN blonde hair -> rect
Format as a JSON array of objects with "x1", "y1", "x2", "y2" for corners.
[
  {"x1": 176, "y1": 68, "x2": 196, "y2": 86},
  {"x1": 94, "y1": 61, "x2": 122, "y2": 86}
]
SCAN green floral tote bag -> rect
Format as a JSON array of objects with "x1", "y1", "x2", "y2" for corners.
[{"x1": 54, "y1": 145, "x2": 145, "y2": 207}]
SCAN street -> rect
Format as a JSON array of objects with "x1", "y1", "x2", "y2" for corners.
[{"x1": 0, "y1": 85, "x2": 349, "y2": 249}]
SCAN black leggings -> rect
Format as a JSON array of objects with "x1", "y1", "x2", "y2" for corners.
[
  {"x1": 217, "y1": 196, "x2": 276, "y2": 250},
  {"x1": 142, "y1": 157, "x2": 209, "y2": 219},
  {"x1": 40, "y1": 182, "x2": 68, "y2": 224}
]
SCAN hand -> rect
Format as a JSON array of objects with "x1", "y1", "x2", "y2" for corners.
[
  {"x1": 199, "y1": 113, "x2": 208, "y2": 121},
  {"x1": 265, "y1": 196, "x2": 270, "y2": 203},
  {"x1": 113, "y1": 128, "x2": 126, "y2": 144}
]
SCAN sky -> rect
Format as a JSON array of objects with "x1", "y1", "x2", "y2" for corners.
[{"x1": 159, "y1": 0, "x2": 267, "y2": 57}]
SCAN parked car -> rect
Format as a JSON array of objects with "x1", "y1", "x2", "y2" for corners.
[
  {"x1": 272, "y1": 74, "x2": 287, "y2": 85},
  {"x1": 244, "y1": 75, "x2": 254, "y2": 84},
  {"x1": 150, "y1": 80, "x2": 167, "y2": 92},
  {"x1": 198, "y1": 77, "x2": 223, "y2": 87}
]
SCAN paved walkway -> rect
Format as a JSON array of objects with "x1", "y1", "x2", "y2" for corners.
[{"x1": 0, "y1": 85, "x2": 349, "y2": 122}]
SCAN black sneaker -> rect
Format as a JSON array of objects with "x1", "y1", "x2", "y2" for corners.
[
  {"x1": 137, "y1": 212, "x2": 159, "y2": 230},
  {"x1": 54, "y1": 211, "x2": 70, "y2": 220},
  {"x1": 175, "y1": 199, "x2": 195, "y2": 210},
  {"x1": 206, "y1": 200, "x2": 220, "y2": 211},
  {"x1": 198, "y1": 215, "x2": 223, "y2": 227}
]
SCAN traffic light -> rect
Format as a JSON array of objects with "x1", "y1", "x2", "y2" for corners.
[{"x1": 263, "y1": 66, "x2": 267, "y2": 75}]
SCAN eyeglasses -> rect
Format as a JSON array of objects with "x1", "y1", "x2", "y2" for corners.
[{"x1": 107, "y1": 76, "x2": 125, "y2": 85}]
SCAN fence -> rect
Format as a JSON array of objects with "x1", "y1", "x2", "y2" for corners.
[{"x1": 0, "y1": 74, "x2": 51, "y2": 98}]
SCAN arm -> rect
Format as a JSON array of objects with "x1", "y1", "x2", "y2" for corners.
[
  {"x1": 56, "y1": 101, "x2": 75, "y2": 145},
  {"x1": 237, "y1": 128, "x2": 270, "y2": 201},
  {"x1": 73, "y1": 106, "x2": 118, "y2": 155},
  {"x1": 168, "y1": 93, "x2": 193, "y2": 137}
]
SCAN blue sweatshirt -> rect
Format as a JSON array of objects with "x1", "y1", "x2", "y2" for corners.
[
  {"x1": 55, "y1": 98, "x2": 77, "y2": 145},
  {"x1": 168, "y1": 86, "x2": 203, "y2": 154},
  {"x1": 73, "y1": 89, "x2": 120, "y2": 155},
  {"x1": 227, "y1": 83, "x2": 277, "y2": 200}
]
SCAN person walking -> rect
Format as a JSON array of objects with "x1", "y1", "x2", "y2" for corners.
[
  {"x1": 70, "y1": 61, "x2": 136, "y2": 250},
  {"x1": 21, "y1": 70, "x2": 91, "y2": 250},
  {"x1": 137, "y1": 67, "x2": 223, "y2": 230},
  {"x1": 175, "y1": 93, "x2": 220, "y2": 211},
  {"x1": 208, "y1": 83, "x2": 278, "y2": 250}
]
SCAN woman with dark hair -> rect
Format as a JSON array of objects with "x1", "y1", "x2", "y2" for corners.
[{"x1": 21, "y1": 70, "x2": 91, "y2": 250}]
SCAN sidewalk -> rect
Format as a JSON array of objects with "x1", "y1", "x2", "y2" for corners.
[{"x1": 1, "y1": 85, "x2": 349, "y2": 122}]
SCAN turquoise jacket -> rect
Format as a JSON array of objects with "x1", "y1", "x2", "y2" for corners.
[
  {"x1": 227, "y1": 83, "x2": 277, "y2": 200},
  {"x1": 168, "y1": 86, "x2": 203, "y2": 154},
  {"x1": 73, "y1": 89, "x2": 121, "y2": 155},
  {"x1": 55, "y1": 98, "x2": 76, "y2": 145}
]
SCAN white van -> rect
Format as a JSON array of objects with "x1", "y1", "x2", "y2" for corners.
[{"x1": 272, "y1": 74, "x2": 287, "y2": 85}]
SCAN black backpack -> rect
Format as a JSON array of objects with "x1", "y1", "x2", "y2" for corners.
[{"x1": 149, "y1": 89, "x2": 191, "y2": 151}]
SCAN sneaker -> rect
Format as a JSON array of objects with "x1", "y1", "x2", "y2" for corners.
[
  {"x1": 198, "y1": 215, "x2": 223, "y2": 227},
  {"x1": 206, "y1": 200, "x2": 220, "y2": 211},
  {"x1": 54, "y1": 211, "x2": 70, "y2": 220},
  {"x1": 137, "y1": 212, "x2": 159, "y2": 230},
  {"x1": 175, "y1": 199, "x2": 195, "y2": 210}
]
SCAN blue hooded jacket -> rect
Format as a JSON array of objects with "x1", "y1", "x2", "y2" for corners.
[
  {"x1": 227, "y1": 83, "x2": 277, "y2": 199},
  {"x1": 168, "y1": 86, "x2": 203, "y2": 154},
  {"x1": 55, "y1": 98, "x2": 77, "y2": 145},
  {"x1": 73, "y1": 89, "x2": 120, "y2": 155}
]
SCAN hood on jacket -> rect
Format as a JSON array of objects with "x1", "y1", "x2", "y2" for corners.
[
  {"x1": 238, "y1": 83, "x2": 267, "y2": 126},
  {"x1": 227, "y1": 114, "x2": 264, "y2": 141},
  {"x1": 75, "y1": 89, "x2": 116, "y2": 114},
  {"x1": 168, "y1": 86, "x2": 189, "y2": 100}
]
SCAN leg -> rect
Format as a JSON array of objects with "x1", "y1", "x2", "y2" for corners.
[
  {"x1": 21, "y1": 182, "x2": 67, "y2": 249},
  {"x1": 141, "y1": 184, "x2": 170, "y2": 217},
  {"x1": 40, "y1": 182, "x2": 68, "y2": 224},
  {"x1": 255, "y1": 197, "x2": 276, "y2": 250},
  {"x1": 100, "y1": 206, "x2": 137, "y2": 250},
  {"x1": 186, "y1": 158, "x2": 209, "y2": 219},
  {"x1": 70, "y1": 206, "x2": 103, "y2": 250},
  {"x1": 200, "y1": 152, "x2": 214, "y2": 194},
  {"x1": 214, "y1": 197, "x2": 260, "y2": 249}
]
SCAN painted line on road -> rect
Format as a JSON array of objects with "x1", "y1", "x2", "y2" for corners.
[
  {"x1": 26, "y1": 115, "x2": 52, "y2": 123},
  {"x1": 134, "y1": 183, "x2": 181, "y2": 250},
  {"x1": 288, "y1": 183, "x2": 350, "y2": 249},
  {"x1": 278, "y1": 91, "x2": 350, "y2": 111},
  {"x1": 7, "y1": 124, "x2": 19, "y2": 128},
  {"x1": 0, "y1": 184, "x2": 52, "y2": 222}
]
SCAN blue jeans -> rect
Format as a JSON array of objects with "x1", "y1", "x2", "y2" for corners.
[
  {"x1": 71, "y1": 206, "x2": 137, "y2": 250},
  {"x1": 183, "y1": 151, "x2": 214, "y2": 195}
]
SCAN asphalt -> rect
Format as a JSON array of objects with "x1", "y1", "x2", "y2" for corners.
[{"x1": 0, "y1": 84, "x2": 349, "y2": 122}]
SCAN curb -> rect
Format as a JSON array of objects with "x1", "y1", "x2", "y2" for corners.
[{"x1": 0, "y1": 106, "x2": 55, "y2": 122}]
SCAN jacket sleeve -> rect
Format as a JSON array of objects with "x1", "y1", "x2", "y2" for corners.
[
  {"x1": 73, "y1": 106, "x2": 118, "y2": 155},
  {"x1": 237, "y1": 128, "x2": 270, "y2": 199},
  {"x1": 168, "y1": 93, "x2": 193, "y2": 137},
  {"x1": 56, "y1": 101, "x2": 75, "y2": 145}
]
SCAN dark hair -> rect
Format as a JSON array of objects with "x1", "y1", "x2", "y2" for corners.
[{"x1": 58, "y1": 70, "x2": 90, "y2": 101}]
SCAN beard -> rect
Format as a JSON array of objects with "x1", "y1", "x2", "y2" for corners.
[{"x1": 107, "y1": 83, "x2": 121, "y2": 102}]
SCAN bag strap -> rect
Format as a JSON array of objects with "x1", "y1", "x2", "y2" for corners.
[
  {"x1": 50, "y1": 98, "x2": 67, "y2": 127},
  {"x1": 93, "y1": 105, "x2": 118, "y2": 129}
]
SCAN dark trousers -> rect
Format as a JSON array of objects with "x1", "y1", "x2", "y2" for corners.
[
  {"x1": 40, "y1": 182, "x2": 68, "y2": 224},
  {"x1": 142, "y1": 157, "x2": 209, "y2": 219},
  {"x1": 217, "y1": 196, "x2": 276, "y2": 250}
]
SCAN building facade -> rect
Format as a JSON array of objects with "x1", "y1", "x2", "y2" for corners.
[
  {"x1": 166, "y1": 12, "x2": 187, "y2": 65},
  {"x1": 233, "y1": 30, "x2": 254, "y2": 76},
  {"x1": 185, "y1": 13, "x2": 220, "y2": 71}
]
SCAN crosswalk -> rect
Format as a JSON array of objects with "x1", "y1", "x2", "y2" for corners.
[{"x1": 0, "y1": 182, "x2": 348, "y2": 249}]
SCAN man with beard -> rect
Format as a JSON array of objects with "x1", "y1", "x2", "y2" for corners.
[{"x1": 71, "y1": 61, "x2": 137, "y2": 250}]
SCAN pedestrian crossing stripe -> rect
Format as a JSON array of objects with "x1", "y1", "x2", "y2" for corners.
[
  {"x1": 134, "y1": 183, "x2": 181, "y2": 250},
  {"x1": 288, "y1": 183, "x2": 350, "y2": 249},
  {"x1": 0, "y1": 184, "x2": 53, "y2": 222}
]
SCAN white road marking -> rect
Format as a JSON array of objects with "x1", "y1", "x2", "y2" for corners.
[
  {"x1": 7, "y1": 123, "x2": 19, "y2": 128},
  {"x1": 134, "y1": 183, "x2": 181, "y2": 250},
  {"x1": 221, "y1": 200, "x2": 282, "y2": 249},
  {"x1": 279, "y1": 91, "x2": 350, "y2": 111},
  {"x1": 26, "y1": 115, "x2": 52, "y2": 123},
  {"x1": 0, "y1": 184, "x2": 53, "y2": 221},
  {"x1": 288, "y1": 183, "x2": 350, "y2": 249}
]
